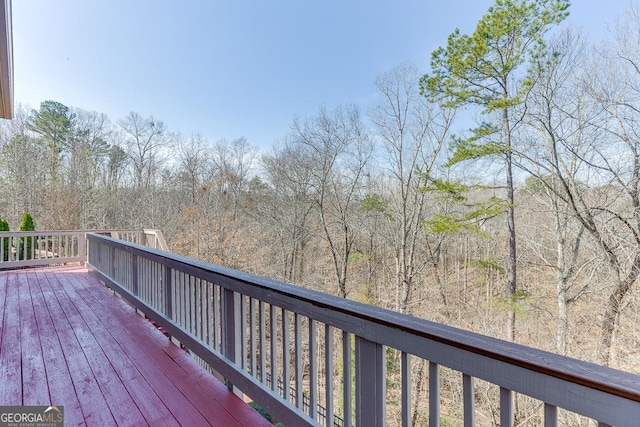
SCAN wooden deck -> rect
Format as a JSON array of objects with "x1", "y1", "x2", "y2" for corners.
[{"x1": 0, "y1": 265, "x2": 272, "y2": 427}]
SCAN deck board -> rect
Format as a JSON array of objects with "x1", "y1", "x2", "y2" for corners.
[
  {"x1": 19, "y1": 273, "x2": 49, "y2": 405},
  {"x1": 0, "y1": 266, "x2": 271, "y2": 427},
  {"x1": 52, "y1": 270, "x2": 206, "y2": 427},
  {"x1": 0, "y1": 272, "x2": 23, "y2": 405},
  {"x1": 44, "y1": 271, "x2": 147, "y2": 426},
  {"x1": 45, "y1": 270, "x2": 176, "y2": 427},
  {"x1": 36, "y1": 270, "x2": 121, "y2": 426},
  {"x1": 64, "y1": 270, "x2": 251, "y2": 426},
  {"x1": 29, "y1": 271, "x2": 86, "y2": 427}
]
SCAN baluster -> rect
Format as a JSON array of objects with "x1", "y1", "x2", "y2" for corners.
[
  {"x1": 206, "y1": 281, "x2": 213, "y2": 346},
  {"x1": 240, "y1": 294, "x2": 247, "y2": 370},
  {"x1": 183, "y1": 273, "x2": 189, "y2": 332},
  {"x1": 184, "y1": 273, "x2": 190, "y2": 333},
  {"x1": 149, "y1": 261, "x2": 154, "y2": 311},
  {"x1": 500, "y1": 387, "x2": 513, "y2": 427},
  {"x1": 145, "y1": 258, "x2": 149, "y2": 305},
  {"x1": 131, "y1": 255, "x2": 138, "y2": 296},
  {"x1": 402, "y1": 352, "x2": 410, "y2": 427},
  {"x1": 146, "y1": 259, "x2": 152, "y2": 305},
  {"x1": 213, "y1": 284, "x2": 220, "y2": 350},
  {"x1": 295, "y1": 313, "x2": 303, "y2": 409},
  {"x1": 198, "y1": 277, "x2": 204, "y2": 339},
  {"x1": 309, "y1": 319, "x2": 318, "y2": 420},
  {"x1": 325, "y1": 324, "x2": 333, "y2": 427},
  {"x1": 429, "y1": 362, "x2": 439, "y2": 427},
  {"x1": 270, "y1": 303, "x2": 278, "y2": 392},
  {"x1": 355, "y1": 336, "x2": 385, "y2": 427},
  {"x1": 110, "y1": 242, "x2": 116, "y2": 278},
  {"x1": 164, "y1": 266, "x2": 172, "y2": 319},
  {"x1": 282, "y1": 308, "x2": 290, "y2": 401},
  {"x1": 250, "y1": 298, "x2": 256, "y2": 376},
  {"x1": 544, "y1": 403, "x2": 557, "y2": 427},
  {"x1": 157, "y1": 263, "x2": 162, "y2": 309},
  {"x1": 343, "y1": 331, "x2": 352, "y2": 427},
  {"x1": 189, "y1": 275, "x2": 195, "y2": 334},
  {"x1": 259, "y1": 301, "x2": 266, "y2": 382},
  {"x1": 463, "y1": 374, "x2": 475, "y2": 427},
  {"x1": 176, "y1": 272, "x2": 183, "y2": 329},
  {"x1": 222, "y1": 287, "x2": 241, "y2": 395}
]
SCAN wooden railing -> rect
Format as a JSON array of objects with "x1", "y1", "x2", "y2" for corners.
[
  {"x1": 0, "y1": 229, "x2": 168, "y2": 269},
  {"x1": 99, "y1": 228, "x2": 168, "y2": 251},
  {"x1": 84, "y1": 232, "x2": 640, "y2": 427}
]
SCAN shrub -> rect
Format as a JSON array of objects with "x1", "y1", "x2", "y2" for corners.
[
  {"x1": 0, "y1": 219, "x2": 9, "y2": 261},
  {"x1": 19, "y1": 212, "x2": 35, "y2": 260},
  {"x1": 248, "y1": 401, "x2": 273, "y2": 423}
]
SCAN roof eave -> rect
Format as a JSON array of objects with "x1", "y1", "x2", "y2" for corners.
[{"x1": 0, "y1": 0, "x2": 14, "y2": 120}]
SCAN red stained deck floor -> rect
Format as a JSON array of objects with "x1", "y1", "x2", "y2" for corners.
[{"x1": 0, "y1": 266, "x2": 271, "y2": 427}]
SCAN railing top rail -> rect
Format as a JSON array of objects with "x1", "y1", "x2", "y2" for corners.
[
  {"x1": 0, "y1": 229, "x2": 159, "y2": 236},
  {"x1": 86, "y1": 232, "x2": 640, "y2": 404},
  {"x1": 0, "y1": 230, "x2": 87, "y2": 236}
]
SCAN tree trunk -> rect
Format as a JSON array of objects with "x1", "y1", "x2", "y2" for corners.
[
  {"x1": 556, "y1": 278, "x2": 568, "y2": 355},
  {"x1": 555, "y1": 197, "x2": 568, "y2": 355},
  {"x1": 504, "y1": 105, "x2": 517, "y2": 343},
  {"x1": 411, "y1": 360, "x2": 425, "y2": 427},
  {"x1": 599, "y1": 252, "x2": 640, "y2": 365}
]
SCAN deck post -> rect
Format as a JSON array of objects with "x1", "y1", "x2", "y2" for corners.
[
  {"x1": 79, "y1": 232, "x2": 87, "y2": 263},
  {"x1": 355, "y1": 335, "x2": 386, "y2": 427},
  {"x1": 223, "y1": 287, "x2": 242, "y2": 397}
]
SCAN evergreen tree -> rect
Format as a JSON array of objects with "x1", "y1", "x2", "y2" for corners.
[
  {"x1": 26, "y1": 100, "x2": 75, "y2": 184},
  {"x1": 420, "y1": 0, "x2": 570, "y2": 341},
  {"x1": 0, "y1": 219, "x2": 9, "y2": 262},
  {"x1": 19, "y1": 212, "x2": 35, "y2": 260}
]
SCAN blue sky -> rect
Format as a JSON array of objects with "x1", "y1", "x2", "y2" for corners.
[{"x1": 12, "y1": 0, "x2": 632, "y2": 149}]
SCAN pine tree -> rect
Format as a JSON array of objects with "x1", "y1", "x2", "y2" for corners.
[{"x1": 420, "y1": 0, "x2": 570, "y2": 341}]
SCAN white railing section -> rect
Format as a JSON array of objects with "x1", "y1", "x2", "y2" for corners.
[
  {"x1": 0, "y1": 231, "x2": 87, "y2": 269},
  {"x1": 94, "y1": 229, "x2": 169, "y2": 251},
  {"x1": 85, "y1": 233, "x2": 640, "y2": 427},
  {"x1": 0, "y1": 229, "x2": 168, "y2": 269}
]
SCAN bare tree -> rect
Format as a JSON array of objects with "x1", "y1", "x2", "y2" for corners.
[
  {"x1": 261, "y1": 143, "x2": 316, "y2": 283},
  {"x1": 118, "y1": 112, "x2": 173, "y2": 228},
  {"x1": 0, "y1": 103, "x2": 31, "y2": 146},
  {"x1": 582, "y1": 5, "x2": 640, "y2": 365},
  {"x1": 522, "y1": 14, "x2": 640, "y2": 365},
  {"x1": 176, "y1": 133, "x2": 211, "y2": 206},
  {"x1": 289, "y1": 105, "x2": 373, "y2": 298},
  {"x1": 0, "y1": 134, "x2": 48, "y2": 225},
  {"x1": 119, "y1": 112, "x2": 171, "y2": 189},
  {"x1": 516, "y1": 29, "x2": 596, "y2": 355},
  {"x1": 67, "y1": 109, "x2": 112, "y2": 228},
  {"x1": 209, "y1": 137, "x2": 257, "y2": 218},
  {"x1": 371, "y1": 64, "x2": 454, "y2": 314}
]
